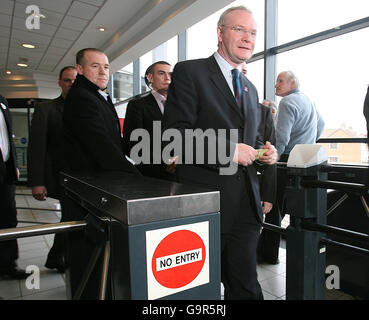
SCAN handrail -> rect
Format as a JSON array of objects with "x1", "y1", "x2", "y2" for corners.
[
  {"x1": 300, "y1": 179, "x2": 368, "y2": 195},
  {"x1": 0, "y1": 221, "x2": 87, "y2": 242},
  {"x1": 317, "y1": 137, "x2": 367, "y2": 144},
  {"x1": 300, "y1": 220, "x2": 369, "y2": 244},
  {"x1": 17, "y1": 207, "x2": 61, "y2": 212}
]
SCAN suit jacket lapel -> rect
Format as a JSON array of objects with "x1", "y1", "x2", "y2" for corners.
[
  {"x1": 147, "y1": 93, "x2": 163, "y2": 120},
  {"x1": 97, "y1": 92, "x2": 122, "y2": 134},
  {"x1": 240, "y1": 75, "x2": 257, "y2": 146},
  {"x1": 207, "y1": 56, "x2": 243, "y2": 120}
]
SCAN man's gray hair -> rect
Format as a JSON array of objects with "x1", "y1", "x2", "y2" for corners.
[
  {"x1": 217, "y1": 6, "x2": 253, "y2": 28},
  {"x1": 283, "y1": 71, "x2": 300, "y2": 89}
]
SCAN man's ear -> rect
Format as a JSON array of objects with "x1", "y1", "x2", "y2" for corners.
[
  {"x1": 146, "y1": 73, "x2": 153, "y2": 85},
  {"x1": 217, "y1": 26, "x2": 223, "y2": 45},
  {"x1": 76, "y1": 64, "x2": 83, "y2": 75}
]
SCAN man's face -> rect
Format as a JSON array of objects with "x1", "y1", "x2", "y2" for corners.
[
  {"x1": 275, "y1": 73, "x2": 295, "y2": 97},
  {"x1": 217, "y1": 9, "x2": 257, "y2": 67},
  {"x1": 58, "y1": 68, "x2": 77, "y2": 97},
  {"x1": 77, "y1": 51, "x2": 109, "y2": 89},
  {"x1": 147, "y1": 64, "x2": 172, "y2": 94}
]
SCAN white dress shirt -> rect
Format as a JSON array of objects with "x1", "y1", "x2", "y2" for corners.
[
  {"x1": 213, "y1": 51, "x2": 242, "y2": 96},
  {"x1": 151, "y1": 90, "x2": 166, "y2": 115},
  {"x1": 98, "y1": 89, "x2": 109, "y2": 101}
]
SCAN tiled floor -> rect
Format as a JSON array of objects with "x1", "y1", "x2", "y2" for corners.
[{"x1": 0, "y1": 186, "x2": 356, "y2": 300}]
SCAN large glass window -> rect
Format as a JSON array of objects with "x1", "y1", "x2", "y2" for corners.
[
  {"x1": 140, "y1": 50, "x2": 153, "y2": 92},
  {"x1": 245, "y1": 58, "x2": 264, "y2": 102},
  {"x1": 277, "y1": 28, "x2": 369, "y2": 164},
  {"x1": 112, "y1": 62, "x2": 134, "y2": 103},
  {"x1": 166, "y1": 35, "x2": 178, "y2": 66},
  {"x1": 276, "y1": 28, "x2": 369, "y2": 137},
  {"x1": 277, "y1": 0, "x2": 369, "y2": 45}
]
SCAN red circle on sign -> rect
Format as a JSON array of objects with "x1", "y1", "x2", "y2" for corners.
[{"x1": 152, "y1": 230, "x2": 206, "y2": 289}]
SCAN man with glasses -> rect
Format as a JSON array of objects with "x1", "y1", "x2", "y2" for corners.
[
  {"x1": 163, "y1": 6, "x2": 278, "y2": 299},
  {"x1": 28, "y1": 66, "x2": 77, "y2": 273}
]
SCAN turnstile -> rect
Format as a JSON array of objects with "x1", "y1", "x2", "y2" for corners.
[{"x1": 61, "y1": 172, "x2": 221, "y2": 300}]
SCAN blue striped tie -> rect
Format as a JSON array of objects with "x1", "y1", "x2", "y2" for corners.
[{"x1": 232, "y1": 69, "x2": 242, "y2": 107}]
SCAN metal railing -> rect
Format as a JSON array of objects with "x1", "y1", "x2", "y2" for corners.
[
  {"x1": 261, "y1": 162, "x2": 368, "y2": 299},
  {"x1": 0, "y1": 218, "x2": 111, "y2": 300}
]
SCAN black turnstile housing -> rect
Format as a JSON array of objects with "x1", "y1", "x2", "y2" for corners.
[{"x1": 61, "y1": 172, "x2": 221, "y2": 300}]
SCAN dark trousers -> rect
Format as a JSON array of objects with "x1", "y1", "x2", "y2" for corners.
[
  {"x1": 0, "y1": 163, "x2": 18, "y2": 269},
  {"x1": 257, "y1": 205, "x2": 281, "y2": 261},
  {"x1": 221, "y1": 176, "x2": 263, "y2": 300},
  {"x1": 45, "y1": 198, "x2": 66, "y2": 265},
  {"x1": 257, "y1": 154, "x2": 289, "y2": 261}
]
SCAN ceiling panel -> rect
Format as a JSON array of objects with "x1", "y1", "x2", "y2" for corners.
[
  {"x1": 17, "y1": 0, "x2": 73, "y2": 14},
  {"x1": 78, "y1": 0, "x2": 106, "y2": 6},
  {"x1": 12, "y1": 16, "x2": 58, "y2": 37},
  {"x1": 60, "y1": 15, "x2": 89, "y2": 31},
  {"x1": 67, "y1": 1, "x2": 99, "y2": 20},
  {"x1": 0, "y1": 13, "x2": 12, "y2": 28},
  {"x1": 14, "y1": 2, "x2": 65, "y2": 27},
  {"x1": 49, "y1": 37, "x2": 73, "y2": 49},
  {"x1": 12, "y1": 28, "x2": 52, "y2": 44},
  {"x1": 54, "y1": 27, "x2": 81, "y2": 41},
  {"x1": 0, "y1": 37, "x2": 9, "y2": 46},
  {"x1": 2, "y1": 0, "x2": 231, "y2": 82},
  {"x1": 0, "y1": 0, "x2": 14, "y2": 15},
  {"x1": 0, "y1": 26, "x2": 11, "y2": 38}
]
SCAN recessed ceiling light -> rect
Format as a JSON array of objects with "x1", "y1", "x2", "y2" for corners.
[
  {"x1": 22, "y1": 43, "x2": 35, "y2": 49},
  {"x1": 5, "y1": 70, "x2": 11, "y2": 74},
  {"x1": 98, "y1": 26, "x2": 105, "y2": 32},
  {"x1": 17, "y1": 63, "x2": 28, "y2": 67}
]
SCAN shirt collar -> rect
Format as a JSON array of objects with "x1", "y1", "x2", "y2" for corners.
[
  {"x1": 286, "y1": 88, "x2": 299, "y2": 96},
  {"x1": 214, "y1": 52, "x2": 241, "y2": 74},
  {"x1": 98, "y1": 89, "x2": 109, "y2": 101},
  {"x1": 151, "y1": 90, "x2": 166, "y2": 102}
]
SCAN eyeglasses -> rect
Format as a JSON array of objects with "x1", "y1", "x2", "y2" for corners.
[{"x1": 221, "y1": 25, "x2": 257, "y2": 39}]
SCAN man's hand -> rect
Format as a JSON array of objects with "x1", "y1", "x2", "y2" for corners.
[
  {"x1": 32, "y1": 186, "x2": 47, "y2": 201},
  {"x1": 258, "y1": 141, "x2": 278, "y2": 165},
  {"x1": 261, "y1": 201, "x2": 273, "y2": 214},
  {"x1": 166, "y1": 156, "x2": 178, "y2": 174},
  {"x1": 233, "y1": 143, "x2": 257, "y2": 166}
]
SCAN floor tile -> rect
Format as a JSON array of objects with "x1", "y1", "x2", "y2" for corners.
[
  {"x1": 19, "y1": 269, "x2": 65, "y2": 297},
  {"x1": 262, "y1": 290, "x2": 278, "y2": 300},
  {"x1": 0, "y1": 279, "x2": 21, "y2": 299},
  {"x1": 21, "y1": 286, "x2": 67, "y2": 300},
  {"x1": 260, "y1": 275, "x2": 286, "y2": 298},
  {"x1": 258, "y1": 261, "x2": 286, "y2": 275},
  {"x1": 257, "y1": 265, "x2": 279, "y2": 282}
]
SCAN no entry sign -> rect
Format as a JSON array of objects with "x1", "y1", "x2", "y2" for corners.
[{"x1": 146, "y1": 222, "x2": 209, "y2": 300}]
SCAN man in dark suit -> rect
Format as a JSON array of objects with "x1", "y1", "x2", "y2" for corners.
[
  {"x1": 123, "y1": 61, "x2": 173, "y2": 180},
  {"x1": 63, "y1": 48, "x2": 140, "y2": 176},
  {"x1": 163, "y1": 6, "x2": 278, "y2": 299},
  {"x1": 256, "y1": 103, "x2": 279, "y2": 264},
  {"x1": 0, "y1": 95, "x2": 28, "y2": 279},
  {"x1": 27, "y1": 66, "x2": 77, "y2": 272}
]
